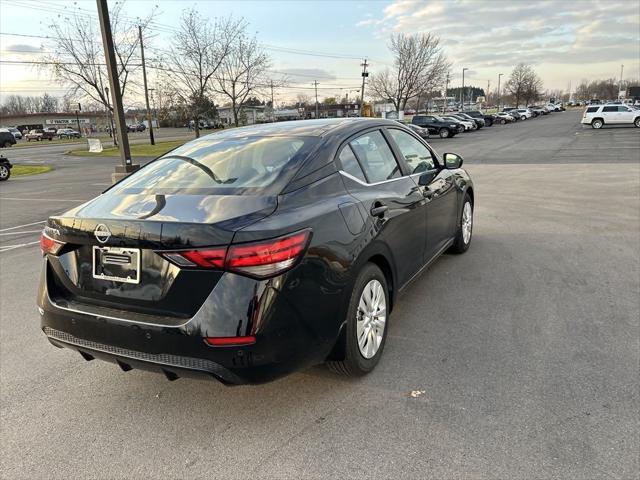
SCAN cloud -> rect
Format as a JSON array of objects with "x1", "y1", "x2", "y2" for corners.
[
  {"x1": 276, "y1": 68, "x2": 337, "y2": 81},
  {"x1": 356, "y1": 18, "x2": 383, "y2": 27},
  {"x1": 356, "y1": 0, "x2": 640, "y2": 83},
  {"x1": 3, "y1": 44, "x2": 43, "y2": 53}
]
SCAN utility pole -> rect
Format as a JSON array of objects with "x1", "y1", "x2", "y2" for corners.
[
  {"x1": 461, "y1": 67, "x2": 468, "y2": 111},
  {"x1": 149, "y1": 88, "x2": 158, "y2": 128},
  {"x1": 105, "y1": 86, "x2": 116, "y2": 145},
  {"x1": 270, "y1": 80, "x2": 275, "y2": 122},
  {"x1": 497, "y1": 73, "x2": 504, "y2": 111},
  {"x1": 486, "y1": 79, "x2": 490, "y2": 110},
  {"x1": 360, "y1": 58, "x2": 369, "y2": 116},
  {"x1": 443, "y1": 72, "x2": 450, "y2": 113},
  {"x1": 313, "y1": 80, "x2": 319, "y2": 119},
  {"x1": 138, "y1": 25, "x2": 154, "y2": 145},
  {"x1": 75, "y1": 103, "x2": 82, "y2": 136},
  {"x1": 96, "y1": 0, "x2": 136, "y2": 182}
]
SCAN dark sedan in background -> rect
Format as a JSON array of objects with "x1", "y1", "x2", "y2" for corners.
[
  {"x1": 411, "y1": 115, "x2": 460, "y2": 138},
  {"x1": 37, "y1": 119, "x2": 474, "y2": 384}
]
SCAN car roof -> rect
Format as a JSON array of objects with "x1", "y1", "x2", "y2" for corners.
[{"x1": 199, "y1": 118, "x2": 394, "y2": 140}]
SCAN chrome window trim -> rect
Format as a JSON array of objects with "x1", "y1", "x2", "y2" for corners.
[{"x1": 339, "y1": 170, "x2": 409, "y2": 187}]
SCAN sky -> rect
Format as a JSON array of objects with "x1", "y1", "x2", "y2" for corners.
[{"x1": 0, "y1": 0, "x2": 639, "y2": 106}]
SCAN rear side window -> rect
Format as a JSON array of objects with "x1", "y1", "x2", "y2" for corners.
[
  {"x1": 388, "y1": 129, "x2": 436, "y2": 173},
  {"x1": 602, "y1": 106, "x2": 617, "y2": 112},
  {"x1": 350, "y1": 131, "x2": 401, "y2": 183},
  {"x1": 113, "y1": 136, "x2": 315, "y2": 195},
  {"x1": 338, "y1": 145, "x2": 366, "y2": 182},
  {"x1": 586, "y1": 107, "x2": 598, "y2": 113}
]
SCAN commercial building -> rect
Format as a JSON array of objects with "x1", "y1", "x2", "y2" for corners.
[{"x1": 0, "y1": 112, "x2": 137, "y2": 133}]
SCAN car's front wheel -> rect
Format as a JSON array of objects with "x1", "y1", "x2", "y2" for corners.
[
  {"x1": 634, "y1": 117, "x2": 640, "y2": 128},
  {"x1": 439, "y1": 128, "x2": 450, "y2": 138},
  {"x1": 327, "y1": 263, "x2": 389, "y2": 376},
  {"x1": 0, "y1": 164, "x2": 10, "y2": 181},
  {"x1": 592, "y1": 119, "x2": 604, "y2": 129},
  {"x1": 449, "y1": 193, "x2": 473, "y2": 254}
]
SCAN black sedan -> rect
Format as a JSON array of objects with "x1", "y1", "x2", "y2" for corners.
[
  {"x1": 37, "y1": 119, "x2": 474, "y2": 384},
  {"x1": 404, "y1": 122, "x2": 430, "y2": 139},
  {"x1": 411, "y1": 115, "x2": 459, "y2": 138}
]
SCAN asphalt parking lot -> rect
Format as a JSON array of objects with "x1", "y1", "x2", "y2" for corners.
[{"x1": 1, "y1": 110, "x2": 638, "y2": 479}]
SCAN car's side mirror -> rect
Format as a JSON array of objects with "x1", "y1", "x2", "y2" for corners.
[
  {"x1": 418, "y1": 170, "x2": 436, "y2": 186},
  {"x1": 443, "y1": 152, "x2": 463, "y2": 169}
]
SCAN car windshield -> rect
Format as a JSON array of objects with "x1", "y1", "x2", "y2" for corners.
[{"x1": 113, "y1": 135, "x2": 317, "y2": 195}]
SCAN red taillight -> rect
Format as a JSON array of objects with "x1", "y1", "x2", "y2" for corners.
[
  {"x1": 40, "y1": 231, "x2": 64, "y2": 256},
  {"x1": 204, "y1": 335, "x2": 256, "y2": 347},
  {"x1": 172, "y1": 248, "x2": 226, "y2": 268},
  {"x1": 226, "y1": 231, "x2": 309, "y2": 278},
  {"x1": 159, "y1": 229, "x2": 311, "y2": 279}
]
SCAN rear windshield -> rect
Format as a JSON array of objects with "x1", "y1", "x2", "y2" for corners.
[{"x1": 113, "y1": 135, "x2": 317, "y2": 195}]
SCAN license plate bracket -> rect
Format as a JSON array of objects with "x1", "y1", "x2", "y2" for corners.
[{"x1": 92, "y1": 246, "x2": 141, "y2": 284}]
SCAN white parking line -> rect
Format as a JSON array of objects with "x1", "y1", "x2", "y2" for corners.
[
  {"x1": 0, "y1": 230, "x2": 42, "y2": 236},
  {"x1": 0, "y1": 197, "x2": 85, "y2": 202},
  {"x1": 0, "y1": 241, "x2": 40, "y2": 252},
  {"x1": 0, "y1": 220, "x2": 45, "y2": 232}
]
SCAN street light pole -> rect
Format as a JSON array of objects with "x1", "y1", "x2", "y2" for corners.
[
  {"x1": 360, "y1": 58, "x2": 368, "y2": 116},
  {"x1": 138, "y1": 25, "x2": 154, "y2": 145},
  {"x1": 461, "y1": 67, "x2": 468, "y2": 111},
  {"x1": 497, "y1": 73, "x2": 504, "y2": 111},
  {"x1": 313, "y1": 80, "x2": 319, "y2": 119},
  {"x1": 96, "y1": 0, "x2": 137, "y2": 182}
]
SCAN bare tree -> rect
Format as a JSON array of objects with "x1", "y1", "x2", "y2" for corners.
[
  {"x1": 506, "y1": 63, "x2": 535, "y2": 107},
  {"x1": 214, "y1": 29, "x2": 271, "y2": 127},
  {"x1": 369, "y1": 33, "x2": 449, "y2": 111},
  {"x1": 41, "y1": 93, "x2": 58, "y2": 112},
  {"x1": 166, "y1": 9, "x2": 244, "y2": 137},
  {"x1": 46, "y1": 3, "x2": 155, "y2": 111},
  {"x1": 295, "y1": 93, "x2": 311, "y2": 107},
  {"x1": 523, "y1": 70, "x2": 543, "y2": 106}
]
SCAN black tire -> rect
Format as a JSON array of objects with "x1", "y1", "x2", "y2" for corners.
[
  {"x1": 449, "y1": 192, "x2": 473, "y2": 254},
  {"x1": 634, "y1": 117, "x2": 640, "y2": 128},
  {"x1": 439, "y1": 128, "x2": 449, "y2": 138},
  {"x1": 3, "y1": 141, "x2": 11, "y2": 148},
  {"x1": 592, "y1": 118, "x2": 604, "y2": 129},
  {"x1": 0, "y1": 164, "x2": 10, "y2": 181},
  {"x1": 326, "y1": 263, "x2": 389, "y2": 377}
]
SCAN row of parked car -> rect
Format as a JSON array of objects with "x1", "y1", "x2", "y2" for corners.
[
  {"x1": 0, "y1": 126, "x2": 82, "y2": 147},
  {"x1": 405, "y1": 103, "x2": 565, "y2": 139}
]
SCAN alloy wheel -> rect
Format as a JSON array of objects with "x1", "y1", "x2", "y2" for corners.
[
  {"x1": 0, "y1": 166, "x2": 8, "y2": 179},
  {"x1": 462, "y1": 201, "x2": 473, "y2": 244},
  {"x1": 356, "y1": 279, "x2": 386, "y2": 359}
]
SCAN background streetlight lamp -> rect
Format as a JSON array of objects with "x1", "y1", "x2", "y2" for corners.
[
  {"x1": 461, "y1": 67, "x2": 468, "y2": 111},
  {"x1": 497, "y1": 73, "x2": 504, "y2": 111}
]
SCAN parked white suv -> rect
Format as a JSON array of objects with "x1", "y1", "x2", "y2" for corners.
[
  {"x1": 515, "y1": 108, "x2": 533, "y2": 120},
  {"x1": 581, "y1": 105, "x2": 640, "y2": 129}
]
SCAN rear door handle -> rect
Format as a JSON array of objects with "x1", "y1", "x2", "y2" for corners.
[{"x1": 370, "y1": 204, "x2": 388, "y2": 217}]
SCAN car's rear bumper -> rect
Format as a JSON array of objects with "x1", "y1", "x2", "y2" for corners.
[{"x1": 38, "y1": 260, "x2": 343, "y2": 385}]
